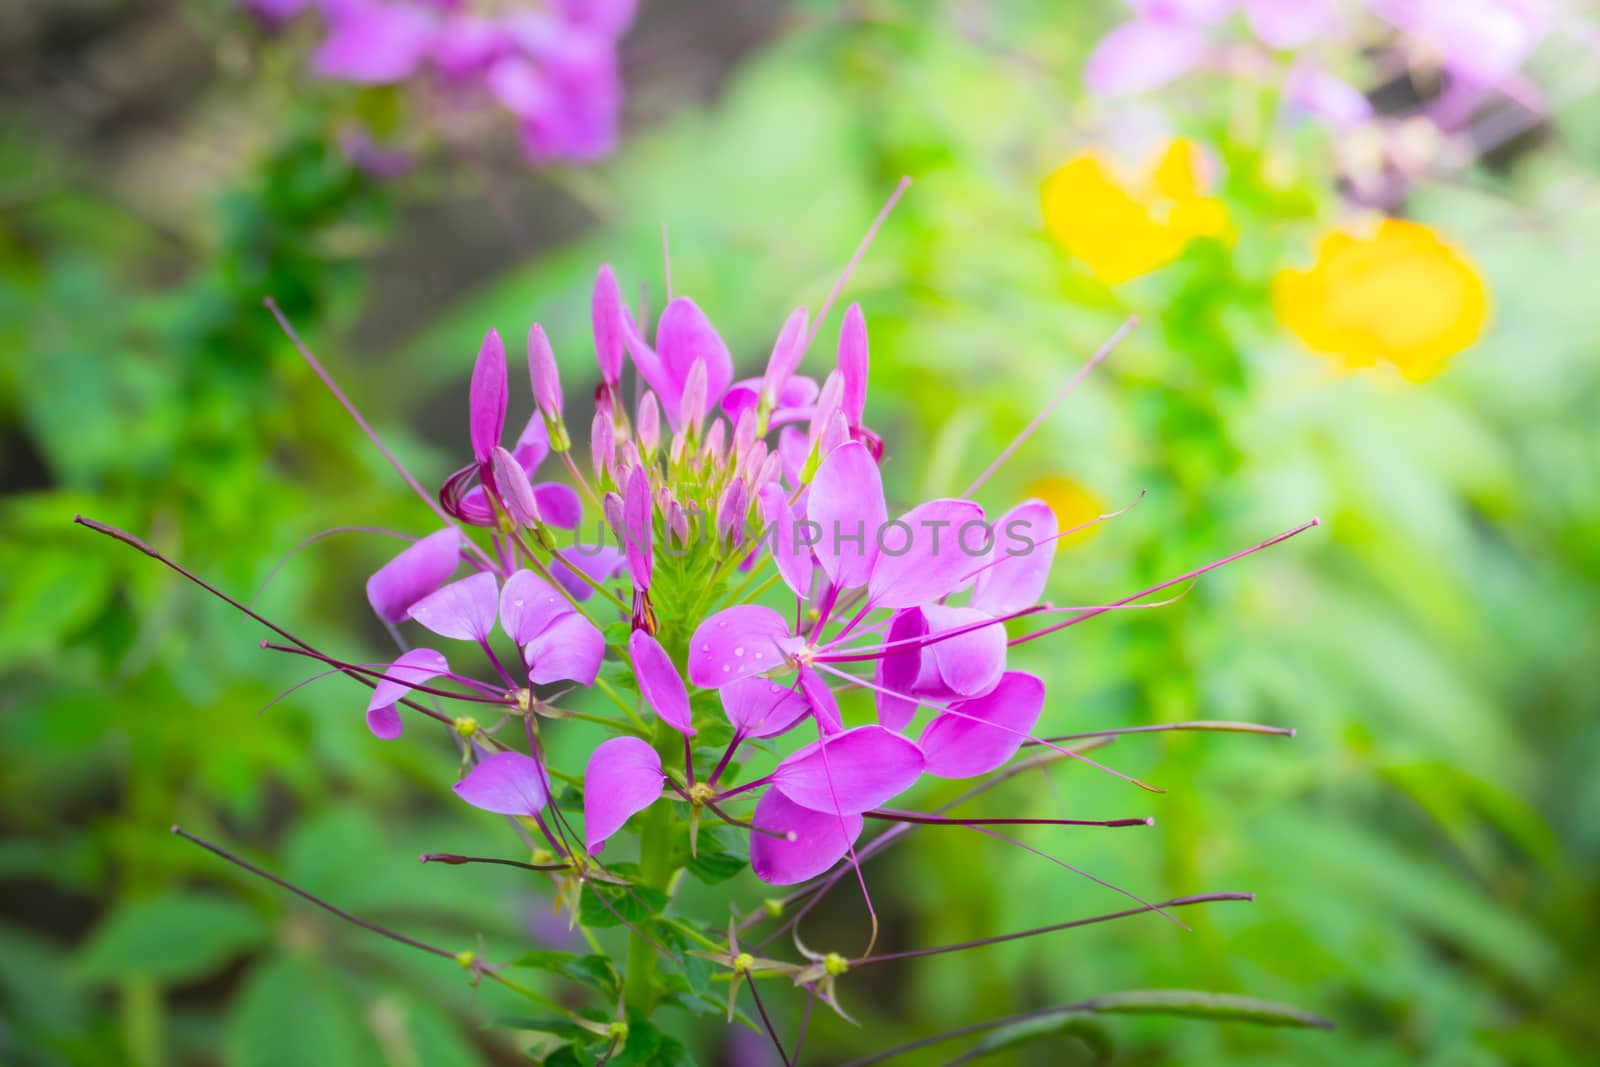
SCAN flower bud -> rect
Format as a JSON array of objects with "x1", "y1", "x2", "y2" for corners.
[
  {"x1": 809, "y1": 369, "x2": 844, "y2": 450},
  {"x1": 717, "y1": 477, "x2": 748, "y2": 544},
  {"x1": 592, "y1": 264, "x2": 625, "y2": 386},
  {"x1": 490, "y1": 446, "x2": 540, "y2": 526},
  {"x1": 590, "y1": 409, "x2": 614, "y2": 481},
  {"x1": 837, "y1": 302, "x2": 868, "y2": 428},
  {"x1": 761, "y1": 306, "x2": 810, "y2": 409},
  {"x1": 637, "y1": 392, "x2": 661, "y2": 454},
  {"x1": 702, "y1": 419, "x2": 727, "y2": 467},
  {"x1": 679, "y1": 357, "x2": 709, "y2": 435}
]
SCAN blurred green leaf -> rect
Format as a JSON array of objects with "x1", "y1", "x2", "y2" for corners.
[
  {"x1": 72, "y1": 892, "x2": 269, "y2": 984},
  {"x1": 224, "y1": 957, "x2": 381, "y2": 1067}
]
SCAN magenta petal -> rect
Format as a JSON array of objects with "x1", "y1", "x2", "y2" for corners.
[
  {"x1": 758, "y1": 483, "x2": 814, "y2": 600},
  {"x1": 1084, "y1": 19, "x2": 1207, "y2": 96},
  {"x1": 687, "y1": 604, "x2": 795, "y2": 688},
  {"x1": 592, "y1": 265, "x2": 626, "y2": 384},
  {"x1": 454, "y1": 751, "x2": 551, "y2": 815},
  {"x1": 491, "y1": 446, "x2": 540, "y2": 526},
  {"x1": 583, "y1": 736, "x2": 664, "y2": 853},
  {"x1": 971, "y1": 498, "x2": 1057, "y2": 615},
  {"x1": 920, "y1": 604, "x2": 1007, "y2": 698},
  {"x1": 365, "y1": 647, "x2": 450, "y2": 740},
  {"x1": 720, "y1": 676, "x2": 811, "y2": 740},
  {"x1": 532, "y1": 482, "x2": 582, "y2": 528},
  {"x1": 920, "y1": 672, "x2": 1045, "y2": 779},
  {"x1": 623, "y1": 465, "x2": 653, "y2": 588},
  {"x1": 868, "y1": 499, "x2": 986, "y2": 610},
  {"x1": 771, "y1": 725, "x2": 925, "y2": 814},
  {"x1": 1244, "y1": 0, "x2": 1334, "y2": 49},
  {"x1": 499, "y1": 569, "x2": 569, "y2": 645},
  {"x1": 656, "y1": 298, "x2": 734, "y2": 413},
  {"x1": 875, "y1": 609, "x2": 927, "y2": 731},
  {"x1": 469, "y1": 328, "x2": 509, "y2": 463},
  {"x1": 797, "y1": 664, "x2": 843, "y2": 735},
  {"x1": 629, "y1": 630, "x2": 696, "y2": 734},
  {"x1": 511, "y1": 413, "x2": 552, "y2": 474},
  {"x1": 808, "y1": 442, "x2": 886, "y2": 590},
  {"x1": 312, "y1": 3, "x2": 437, "y2": 84},
  {"x1": 366, "y1": 527, "x2": 463, "y2": 623},
  {"x1": 525, "y1": 612, "x2": 605, "y2": 686},
  {"x1": 836, "y1": 303, "x2": 868, "y2": 427},
  {"x1": 750, "y1": 789, "x2": 863, "y2": 886},
  {"x1": 761, "y1": 307, "x2": 811, "y2": 406},
  {"x1": 407, "y1": 571, "x2": 500, "y2": 642},
  {"x1": 550, "y1": 546, "x2": 626, "y2": 601}
]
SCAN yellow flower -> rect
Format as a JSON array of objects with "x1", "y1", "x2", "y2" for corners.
[
  {"x1": 1040, "y1": 139, "x2": 1231, "y2": 284},
  {"x1": 1024, "y1": 475, "x2": 1105, "y2": 551},
  {"x1": 1272, "y1": 218, "x2": 1490, "y2": 381}
]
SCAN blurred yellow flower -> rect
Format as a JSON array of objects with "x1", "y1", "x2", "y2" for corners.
[
  {"x1": 1040, "y1": 139, "x2": 1231, "y2": 284},
  {"x1": 1025, "y1": 475, "x2": 1105, "y2": 551},
  {"x1": 1273, "y1": 218, "x2": 1490, "y2": 381}
]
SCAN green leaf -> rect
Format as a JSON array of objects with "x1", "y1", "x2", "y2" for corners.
[
  {"x1": 578, "y1": 882, "x2": 669, "y2": 929},
  {"x1": 507, "y1": 950, "x2": 619, "y2": 999},
  {"x1": 224, "y1": 957, "x2": 383, "y2": 1067},
  {"x1": 973, "y1": 1015, "x2": 1114, "y2": 1062},
  {"x1": 1083, "y1": 989, "x2": 1334, "y2": 1028},
  {"x1": 73, "y1": 892, "x2": 269, "y2": 984},
  {"x1": 370, "y1": 993, "x2": 487, "y2": 1067}
]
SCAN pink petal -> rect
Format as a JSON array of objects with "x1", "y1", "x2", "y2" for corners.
[
  {"x1": 1243, "y1": 0, "x2": 1334, "y2": 49},
  {"x1": 525, "y1": 612, "x2": 605, "y2": 686},
  {"x1": 836, "y1": 303, "x2": 868, "y2": 427},
  {"x1": 365, "y1": 648, "x2": 450, "y2": 739},
  {"x1": 687, "y1": 604, "x2": 797, "y2": 688},
  {"x1": 366, "y1": 528, "x2": 463, "y2": 623},
  {"x1": 490, "y1": 446, "x2": 540, "y2": 526},
  {"x1": 655, "y1": 298, "x2": 733, "y2": 416},
  {"x1": 761, "y1": 307, "x2": 811, "y2": 407},
  {"x1": 550, "y1": 546, "x2": 626, "y2": 601},
  {"x1": 1286, "y1": 67, "x2": 1372, "y2": 128},
  {"x1": 875, "y1": 609, "x2": 927, "y2": 731},
  {"x1": 510, "y1": 414, "x2": 551, "y2": 473},
  {"x1": 532, "y1": 483, "x2": 582, "y2": 528},
  {"x1": 920, "y1": 672, "x2": 1046, "y2": 779},
  {"x1": 629, "y1": 630, "x2": 695, "y2": 734},
  {"x1": 583, "y1": 736, "x2": 664, "y2": 853},
  {"x1": 807, "y1": 442, "x2": 886, "y2": 591},
  {"x1": 970, "y1": 498, "x2": 1057, "y2": 615},
  {"x1": 920, "y1": 604, "x2": 1007, "y2": 698},
  {"x1": 771, "y1": 725, "x2": 925, "y2": 814},
  {"x1": 407, "y1": 571, "x2": 500, "y2": 642},
  {"x1": 312, "y1": 2, "x2": 437, "y2": 84},
  {"x1": 453, "y1": 750, "x2": 551, "y2": 815},
  {"x1": 720, "y1": 676, "x2": 811, "y2": 739},
  {"x1": 1084, "y1": 19, "x2": 1207, "y2": 96},
  {"x1": 591, "y1": 265, "x2": 626, "y2": 384},
  {"x1": 867, "y1": 499, "x2": 987, "y2": 610},
  {"x1": 797, "y1": 664, "x2": 842, "y2": 735},
  {"x1": 750, "y1": 789, "x2": 863, "y2": 886},
  {"x1": 758, "y1": 483, "x2": 814, "y2": 600},
  {"x1": 498, "y1": 569, "x2": 569, "y2": 645},
  {"x1": 623, "y1": 465, "x2": 653, "y2": 589},
  {"x1": 468, "y1": 328, "x2": 508, "y2": 464}
]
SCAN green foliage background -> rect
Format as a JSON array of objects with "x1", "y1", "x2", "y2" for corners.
[{"x1": 3, "y1": 1, "x2": 1599, "y2": 1064}]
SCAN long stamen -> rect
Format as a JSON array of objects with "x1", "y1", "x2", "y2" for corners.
[
  {"x1": 744, "y1": 978, "x2": 793, "y2": 1067},
  {"x1": 249, "y1": 525, "x2": 419, "y2": 608},
  {"x1": 260, "y1": 643, "x2": 509, "y2": 707},
  {"x1": 1033, "y1": 720, "x2": 1296, "y2": 744},
  {"x1": 961, "y1": 316, "x2": 1136, "y2": 498},
  {"x1": 420, "y1": 853, "x2": 570, "y2": 872},
  {"x1": 865, "y1": 810, "x2": 1152, "y2": 829},
  {"x1": 964, "y1": 823, "x2": 1187, "y2": 927},
  {"x1": 805, "y1": 177, "x2": 912, "y2": 348},
  {"x1": 1010, "y1": 517, "x2": 1321, "y2": 647}
]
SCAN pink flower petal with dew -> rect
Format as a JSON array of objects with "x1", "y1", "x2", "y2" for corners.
[
  {"x1": 629, "y1": 630, "x2": 696, "y2": 734},
  {"x1": 656, "y1": 298, "x2": 734, "y2": 416},
  {"x1": 366, "y1": 527, "x2": 463, "y2": 623},
  {"x1": 454, "y1": 751, "x2": 550, "y2": 816},
  {"x1": 867, "y1": 499, "x2": 987, "y2": 610},
  {"x1": 920, "y1": 671, "x2": 1046, "y2": 779},
  {"x1": 798, "y1": 664, "x2": 842, "y2": 735},
  {"x1": 920, "y1": 604, "x2": 1007, "y2": 698},
  {"x1": 875, "y1": 609, "x2": 927, "y2": 731},
  {"x1": 498, "y1": 569, "x2": 569, "y2": 645},
  {"x1": 1243, "y1": 0, "x2": 1335, "y2": 49},
  {"x1": 971, "y1": 498, "x2": 1058, "y2": 615},
  {"x1": 750, "y1": 789, "x2": 863, "y2": 885},
  {"x1": 720, "y1": 676, "x2": 811, "y2": 740},
  {"x1": 1084, "y1": 19, "x2": 1207, "y2": 96},
  {"x1": 407, "y1": 571, "x2": 501, "y2": 642},
  {"x1": 837, "y1": 303, "x2": 868, "y2": 427},
  {"x1": 758, "y1": 483, "x2": 814, "y2": 600},
  {"x1": 525, "y1": 612, "x2": 605, "y2": 686},
  {"x1": 623, "y1": 465, "x2": 653, "y2": 589},
  {"x1": 688, "y1": 604, "x2": 796, "y2": 688},
  {"x1": 583, "y1": 736, "x2": 664, "y2": 853},
  {"x1": 312, "y1": 2, "x2": 437, "y2": 84},
  {"x1": 808, "y1": 442, "x2": 886, "y2": 591},
  {"x1": 365, "y1": 647, "x2": 449, "y2": 739},
  {"x1": 532, "y1": 483, "x2": 582, "y2": 528},
  {"x1": 771, "y1": 725, "x2": 925, "y2": 814},
  {"x1": 468, "y1": 328, "x2": 508, "y2": 464}
]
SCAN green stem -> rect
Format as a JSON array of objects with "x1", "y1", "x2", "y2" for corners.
[
  {"x1": 623, "y1": 719, "x2": 678, "y2": 1017},
  {"x1": 120, "y1": 977, "x2": 163, "y2": 1066}
]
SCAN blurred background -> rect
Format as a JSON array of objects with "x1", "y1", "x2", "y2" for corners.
[{"x1": 4, "y1": 1, "x2": 1600, "y2": 1064}]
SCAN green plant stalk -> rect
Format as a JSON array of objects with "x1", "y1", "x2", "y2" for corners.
[
  {"x1": 623, "y1": 717, "x2": 678, "y2": 1017},
  {"x1": 120, "y1": 978, "x2": 163, "y2": 1066}
]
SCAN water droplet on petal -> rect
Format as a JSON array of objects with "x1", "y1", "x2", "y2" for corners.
[
  {"x1": 734, "y1": 647, "x2": 745, "y2": 657},
  {"x1": 722, "y1": 664, "x2": 731, "y2": 673}
]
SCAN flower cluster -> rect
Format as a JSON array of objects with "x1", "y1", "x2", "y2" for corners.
[{"x1": 248, "y1": 0, "x2": 633, "y2": 163}]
